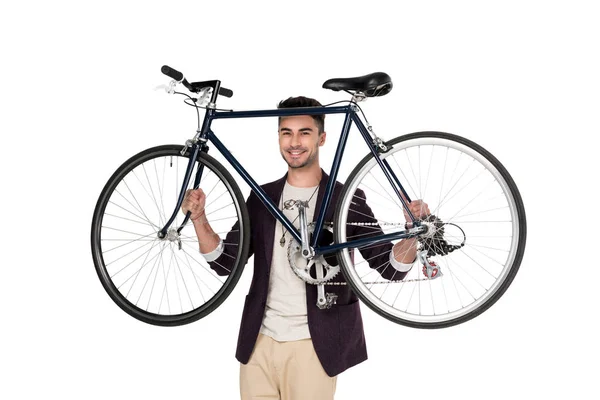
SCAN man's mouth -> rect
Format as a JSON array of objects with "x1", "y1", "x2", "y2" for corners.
[{"x1": 287, "y1": 150, "x2": 306, "y2": 159}]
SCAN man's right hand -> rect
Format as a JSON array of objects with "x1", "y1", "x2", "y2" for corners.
[{"x1": 182, "y1": 188, "x2": 207, "y2": 222}]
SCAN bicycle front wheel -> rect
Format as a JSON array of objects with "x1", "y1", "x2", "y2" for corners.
[
  {"x1": 335, "y1": 132, "x2": 526, "y2": 328},
  {"x1": 91, "y1": 145, "x2": 250, "y2": 326}
]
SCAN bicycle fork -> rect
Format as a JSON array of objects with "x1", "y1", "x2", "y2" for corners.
[{"x1": 157, "y1": 143, "x2": 208, "y2": 241}]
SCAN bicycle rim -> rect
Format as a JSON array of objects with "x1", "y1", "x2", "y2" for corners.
[
  {"x1": 91, "y1": 145, "x2": 249, "y2": 326},
  {"x1": 336, "y1": 132, "x2": 526, "y2": 328}
]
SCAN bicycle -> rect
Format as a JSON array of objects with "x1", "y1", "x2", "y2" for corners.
[{"x1": 91, "y1": 65, "x2": 526, "y2": 329}]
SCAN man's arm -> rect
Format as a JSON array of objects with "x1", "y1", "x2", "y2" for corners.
[
  {"x1": 182, "y1": 189, "x2": 221, "y2": 254},
  {"x1": 348, "y1": 189, "x2": 429, "y2": 280},
  {"x1": 182, "y1": 188, "x2": 253, "y2": 275},
  {"x1": 390, "y1": 199, "x2": 430, "y2": 265}
]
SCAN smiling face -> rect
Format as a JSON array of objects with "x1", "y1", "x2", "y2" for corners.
[{"x1": 278, "y1": 115, "x2": 326, "y2": 170}]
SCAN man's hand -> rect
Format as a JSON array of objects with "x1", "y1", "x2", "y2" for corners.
[
  {"x1": 391, "y1": 199, "x2": 431, "y2": 266},
  {"x1": 403, "y1": 199, "x2": 430, "y2": 221},
  {"x1": 181, "y1": 189, "x2": 207, "y2": 222}
]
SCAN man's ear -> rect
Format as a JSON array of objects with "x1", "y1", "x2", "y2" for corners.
[{"x1": 319, "y1": 132, "x2": 326, "y2": 146}]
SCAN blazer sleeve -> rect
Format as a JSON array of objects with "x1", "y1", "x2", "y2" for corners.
[
  {"x1": 207, "y1": 193, "x2": 255, "y2": 276},
  {"x1": 346, "y1": 188, "x2": 409, "y2": 281}
]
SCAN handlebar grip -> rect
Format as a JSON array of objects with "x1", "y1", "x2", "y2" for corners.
[
  {"x1": 219, "y1": 87, "x2": 234, "y2": 98},
  {"x1": 161, "y1": 65, "x2": 184, "y2": 81}
]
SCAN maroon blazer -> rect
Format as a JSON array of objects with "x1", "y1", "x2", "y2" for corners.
[{"x1": 209, "y1": 170, "x2": 407, "y2": 377}]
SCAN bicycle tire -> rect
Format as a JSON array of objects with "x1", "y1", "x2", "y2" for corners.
[
  {"x1": 334, "y1": 132, "x2": 526, "y2": 328},
  {"x1": 91, "y1": 145, "x2": 250, "y2": 326}
]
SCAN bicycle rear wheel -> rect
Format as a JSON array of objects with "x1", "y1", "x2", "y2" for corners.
[
  {"x1": 335, "y1": 132, "x2": 526, "y2": 328},
  {"x1": 91, "y1": 145, "x2": 250, "y2": 326}
]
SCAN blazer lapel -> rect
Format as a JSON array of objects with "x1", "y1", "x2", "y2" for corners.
[{"x1": 262, "y1": 173, "x2": 288, "y2": 270}]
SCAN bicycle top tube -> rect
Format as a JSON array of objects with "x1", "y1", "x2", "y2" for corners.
[{"x1": 210, "y1": 105, "x2": 353, "y2": 120}]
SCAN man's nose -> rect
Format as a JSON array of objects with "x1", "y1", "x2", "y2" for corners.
[{"x1": 291, "y1": 133, "x2": 301, "y2": 147}]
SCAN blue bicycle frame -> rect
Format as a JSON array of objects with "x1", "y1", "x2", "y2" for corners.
[{"x1": 160, "y1": 103, "x2": 421, "y2": 256}]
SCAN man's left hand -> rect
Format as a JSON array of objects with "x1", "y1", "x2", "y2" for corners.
[{"x1": 403, "y1": 200, "x2": 430, "y2": 221}]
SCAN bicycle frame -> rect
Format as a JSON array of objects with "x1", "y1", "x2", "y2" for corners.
[{"x1": 160, "y1": 103, "x2": 423, "y2": 256}]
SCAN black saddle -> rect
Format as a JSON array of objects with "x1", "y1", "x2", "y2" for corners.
[{"x1": 322, "y1": 72, "x2": 392, "y2": 97}]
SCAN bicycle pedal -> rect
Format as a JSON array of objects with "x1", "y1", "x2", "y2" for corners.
[{"x1": 422, "y1": 260, "x2": 442, "y2": 279}]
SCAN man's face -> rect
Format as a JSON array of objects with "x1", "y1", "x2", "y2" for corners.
[{"x1": 278, "y1": 115, "x2": 326, "y2": 169}]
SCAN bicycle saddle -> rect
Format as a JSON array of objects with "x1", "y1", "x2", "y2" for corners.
[{"x1": 322, "y1": 72, "x2": 392, "y2": 97}]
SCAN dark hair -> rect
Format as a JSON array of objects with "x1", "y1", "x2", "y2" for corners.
[{"x1": 277, "y1": 96, "x2": 325, "y2": 134}]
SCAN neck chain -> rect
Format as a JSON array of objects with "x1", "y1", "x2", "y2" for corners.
[{"x1": 279, "y1": 184, "x2": 319, "y2": 247}]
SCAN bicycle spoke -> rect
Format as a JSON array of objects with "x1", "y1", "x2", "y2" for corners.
[
  {"x1": 367, "y1": 171, "x2": 403, "y2": 209},
  {"x1": 180, "y1": 247, "x2": 229, "y2": 285},
  {"x1": 123, "y1": 177, "x2": 160, "y2": 229},
  {"x1": 172, "y1": 251, "x2": 184, "y2": 314},
  {"x1": 205, "y1": 202, "x2": 234, "y2": 218},
  {"x1": 202, "y1": 172, "x2": 221, "y2": 202},
  {"x1": 117, "y1": 243, "x2": 162, "y2": 290},
  {"x1": 109, "y1": 195, "x2": 159, "y2": 230},
  {"x1": 463, "y1": 242, "x2": 507, "y2": 267},
  {"x1": 159, "y1": 245, "x2": 175, "y2": 314},
  {"x1": 359, "y1": 181, "x2": 402, "y2": 209},
  {"x1": 404, "y1": 148, "x2": 420, "y2": 200},
  {"x1": 180, "y1": 250, "x2": 213, "y2": 302},
  {"x1": 204, "y1": 189, "x2": 231, "y2": 212},
  {"x1": 422, "y1": 145, "x2": 434, "y2": 201},
  {"x1": 106, "y1": 239, "x2": 155, "y2": 269},
  {"x1": 102, "y1": 226, "x2": 155, "y2": 238},
  {"x1": 125, "y1": 239, "x2": 161, "y2": 297},
  {"x1": 430, "y1": 158, "x2": 477, "y2": 217},
  {"x1": 437, "y1": 146, "x2": 450, "y2": 215},
  {"x1": 102, "y1": 232, "x2": 157, "y2": 253},
  {"x1": 390, "y1": 152, "x2": 418, "y2": 202},
  {"x1": 451, "y1": 205, "x2": 509, "y2": 220},
  {"x1": 136, "y1": 242, "x2": 166, "y2": 306},
  {"x1": 154, "y1": 158, "x2": 168, "y2": 226},
  {"x1": 104, "y1": 212, "x2": 156, "y2": 228},
  {"x1": 146, "y1": 243, "x2": 168, "y2": 311},
  {"x1": 439, "y1": 174, "x2": 497, "y2": 224},
  {"x1": 142, "y1": 163, "x2": 166, "y2": 226},
  {"x1": 175, "y1": 155, "x2": 179, "y2": 228}
]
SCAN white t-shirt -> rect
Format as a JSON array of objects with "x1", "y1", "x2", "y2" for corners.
[{"x1": 259, "y1": 182, "x2": 318, "y2": 341}]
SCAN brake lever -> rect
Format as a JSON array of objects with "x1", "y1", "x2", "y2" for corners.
[{"x1": 154, "y1": 80, "x2": 177, "y2": 94}]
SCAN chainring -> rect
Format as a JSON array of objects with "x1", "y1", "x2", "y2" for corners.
[{"x1": 287, "y1": 223, "x2": 340, "y2": 285}]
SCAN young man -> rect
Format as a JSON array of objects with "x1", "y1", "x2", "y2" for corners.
[{"x1": 182, "y1": 96, "x2": 429, "y2": 400}]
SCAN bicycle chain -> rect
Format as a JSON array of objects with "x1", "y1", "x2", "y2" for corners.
[
  {"x1": 323, "y1": 277, "x2": 430, "y2": 286},
  {"x1": 318, "y1": 221, "x2": 430, "y2": 285}
]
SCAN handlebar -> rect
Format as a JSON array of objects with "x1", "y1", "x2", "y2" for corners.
[
  {"x1": 218, "y1": 87, "x2": 234, "y2": 98},
  {"x1": 161, "y1": 65, "x2": 233, "y2": 98},
  {"x1": 161, "y1": 65, "x2": 184, "y2": 81}
]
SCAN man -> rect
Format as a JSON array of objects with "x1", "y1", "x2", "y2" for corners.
[{"x1": 182, "y1": 96, "x2": 429, "y2": 400}]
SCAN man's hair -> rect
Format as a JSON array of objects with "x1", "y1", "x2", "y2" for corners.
[{"x1": 277, "y1": 96, "x2": 325, "y2": 134}]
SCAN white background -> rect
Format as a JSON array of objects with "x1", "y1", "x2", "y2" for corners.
[{"x1": 1, "y1": 1, "x2": 598, "y2": 399}]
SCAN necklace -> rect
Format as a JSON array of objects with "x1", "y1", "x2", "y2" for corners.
[{"x1": 279, "y1": 184, "x2": 320, "y2": 247}]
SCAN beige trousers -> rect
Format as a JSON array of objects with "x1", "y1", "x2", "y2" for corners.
[{"x1": 240, "y1": 333, "x2": 337, "y2": 400}]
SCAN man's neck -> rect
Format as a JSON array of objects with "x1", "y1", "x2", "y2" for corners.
[{"x1": 286, "y1": 164, "x2": 322, "y2": 187}]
